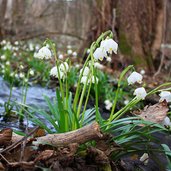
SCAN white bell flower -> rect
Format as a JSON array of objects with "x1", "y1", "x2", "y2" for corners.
[
  {"x1": 93, "y1": 47, "x2": 107, "y2": 61},
  {"x1": 15, "y1": 73, "x2": 19, "y2": 78},
  {"x1": 80, "y1": 66, "x2": 90, "y2": 76},
  {"x1": 133, "y1": 87, "x2": 147, "y2": 100},
  {"x1": 59, "y1": 62, "x2": 69, "y2": 73},
  {"x1": 24, "y1": 78, "x2": 28, "y2": 83},
  {"x1": 67, "y1": 49, "x2": 72, "y2": 55},
  {"x1": 140, "y1": 69, "x2": 145, "y2": 75},
  {"x1": 159, "y1": 91, "x2": 171, "y2": 103},
  {"x1": 87, "y1": 49, "x2": 90, "y2": 54},
  {"x1": 94, "y1": 62, "x2": 104, "y2": 69},
  {"x1": 0, "y1": 55, "x2": 6, "y2": 60},
  {"x1": 29, "y1": 70, "x2": 34, "y2": 76},
  {"x1": 19, "y1": 73, "x2": 25, "y2": 78},
  {"x1": 127, "y1": 71, "x2": 143, "y2": 85},
  {"x1": 161, "y1": 116, "x2": 171, "y2": 126},
  {"x1": 50, "y1": 66, "x2": 64, "y2": 79},
  {"x1": 91, "y1": 76, "x2": 99, "y2": 84},
  {"x1": 20, "y1": 65, "x2": 24, "y2": 69},
  {"x1": 104, "y1": 100, "x2": 111, "y2": 105},
  {"x1": 10, "y1": 72, "x2": 14, "y2": 77},
  {"x1": 14, "y1": 41, "x2": 19, "y2": 45},
  {"x1": 100, "y1": 38, "x2": 118, "y2": 54},
  {"x1": 35, "y1": 46, "x2": 52, "y2": 59},
  {"x1": 124, "y1": 100, "x2": 129, "y2": 105},
  {"x1": 140, "y1": 153, "x2": 149, "y2": 165},
  {"x1": 81, "y1": 76, "x2": 88, "y2": 84},
  {"x1": 104, "y1": 100, "x2": 113, "y2": 110},
  {"x1": 72, "y1": 52, "x2": 77, "y2": 57},
  {"x1": 6, "y1": 61, "x2": 10, "y2": 65},
  {"x1": 106, "y1": 57, "x2": 112, "y2": 62},
  {"x1": 58, "y1": 54, "x2": 64, "y2": 60},
  {"x1": 75, "y1": 64, "x2": 80, "y2": 68},
  {"x1": 67, "y1": 45, "x2": 72, "y2": 49}
]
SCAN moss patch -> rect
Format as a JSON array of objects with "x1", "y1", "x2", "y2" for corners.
[{"x1": 119, "y1": 32, "x2": 132, "y2": 56}]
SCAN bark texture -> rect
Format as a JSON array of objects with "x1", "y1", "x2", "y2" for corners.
[{"x1": 11, "y1": 122, "x2": 103, "y2": 147}]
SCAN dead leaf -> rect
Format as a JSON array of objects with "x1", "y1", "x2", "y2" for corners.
[
  {"x1": 0, "y1": 128, "x2": 12, "y2": 146},
  {"x1": 34, "y1": 150, "x2": 55, "y2": 162},
  {"x1": 137, "y1": 101, "x2": 168, "y2": 123},
  {"x1": 87, "y1": 147, "x2": 109, "y2": 164},
  {"x1": 33, "y1": 128, "x2": 46, "y2": 138}
]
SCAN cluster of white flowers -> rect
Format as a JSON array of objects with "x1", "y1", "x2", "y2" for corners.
[
  {"x1": 127, "y1": 70, "x2": 148, "y2": 100},
  {"x1": 0, "y1": 55, "x2": 6, "y2": 60},
  {"x1": 104, "y1": 100, "x2": 113, "y2": 110},
  {"x1": 127, "y1": 71, "x2": 147, "y2": 100},
  {"x1": 34, "y1": 46, "x2": 52, "y2": 60},
  {"x1": 79, "y1": 66, "x2": 98, "y2": 84},
  {"x1": 29, "y1": 69, "x2": 34, "y2": 76},
  {"x1": 128, "y1": 70, "x2": 171, "y2": 102},
  {"x1": 93, "y1": 38, "x2": 118, "y2": 61},
  {"x1": 50, "y1": 62, "x2": 69, "y2": 80},
  {"x1": 159, "y1": 91, "x2": 171, "y2": 103}
]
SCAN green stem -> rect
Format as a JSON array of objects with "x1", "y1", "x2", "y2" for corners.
[
  {"x1": 147, "y1": 82, "x2": 171, "y2": 96},
  {"x1": 76, "y1": 74, "x2": 90, "y2": 118},
  {"x1": 73, "y1": 54, "x2": 91, "y2": 113},
  {"x1": 109, "y1": 65, "x2": 134, "y2": 122},
  {"x1": 64, "y1": 75, "x2": 69, "y2": 131},
  {"x1": 90, "y1": 42, "x2": 100, "y2": 121},
  {"x1": 80, "y1": 80, "x2": 92, "y2": 127},
  {"x1": 113, "y1": 98, "x2": 139, "y2": 121}
]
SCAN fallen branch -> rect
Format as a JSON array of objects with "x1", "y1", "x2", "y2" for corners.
[
  {"x1": 12, "y1": 122, "x2": 103, "y2": 147},
  {"x1": 0, "y1": 126, "x2": 39, "y2": 154}
]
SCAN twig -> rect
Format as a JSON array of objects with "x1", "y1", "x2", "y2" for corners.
[
  {"x1": 0, "y1": 154, "x2": 10, "y2": 164},
  {"x1": 153, "y1": 0, "x2": 167, "y2": 78}
]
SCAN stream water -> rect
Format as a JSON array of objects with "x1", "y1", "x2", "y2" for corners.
[{"x1": 0, "y1": 77, "x2": 56, "y2": 130}]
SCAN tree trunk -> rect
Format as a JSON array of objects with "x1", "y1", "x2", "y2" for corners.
[{"x1": 79, "y1": 0, "x2": 164, "y2": 73}]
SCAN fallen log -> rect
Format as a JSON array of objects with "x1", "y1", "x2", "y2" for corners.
[{"x1": 11, "y1": 122, "x2": 103, "y2": 147}]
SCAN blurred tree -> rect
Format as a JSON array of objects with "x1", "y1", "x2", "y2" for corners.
[{"x1": 79, "y1": 0, "x2": 164, "y2": 73}]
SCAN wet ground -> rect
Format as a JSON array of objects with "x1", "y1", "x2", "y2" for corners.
[{"x1": 0, "y1": 77, "x2": 56, "y2": 130}]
